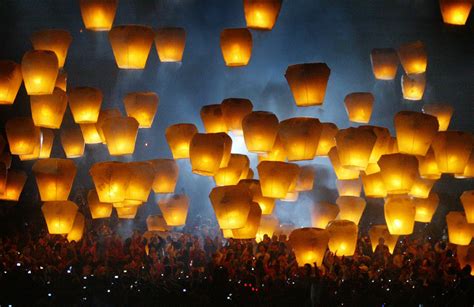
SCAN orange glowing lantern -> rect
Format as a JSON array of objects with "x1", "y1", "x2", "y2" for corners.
[
  {"x1": 243, "y1": 0, "x2": 282, "y2": 30},
  {"x1": 431, "y1": 131, "x2": 473, "y2": 174},
  {"x1": 88, "y1": 189, "x2": 113, "y2": 219},
  {"x1": 387, "y1": 137, "x2": 399, "y2": 154},
  {"x1": 0, "y1": 60, "x2": 22, "y2": 105},
  {"x1": 189, "y1": 133, "x2": 232, "y2": 176},
  {"x1": 394, "y1": 111, "x2": 439, "y2": 156},
  {"x1": 124, "y1": 92, "x2": 158, "y2": 128},
  {"x1": 146, "y1": 215, "x2": 171, "y2": 232},
  {"x1": 96, "y1": 108, "x2": 122, "y2": 143},
  {"x1": 6, "y1": 117, "x2": 41, "y2": 155},
  {"x1": 209, "y1": 185, "x2": 252, "y2": 229},
  {"x1": 116, "y1": 206, "x2": 138, "y2": 219},
  {"x1": 67, "y1": 213, "x2": 85, "y2": 242},
  {"x1": 409, "y1": 177, "x2": 436, "y2": 199},
  {"x1": 285, "y1": 63, "x2": 331, "y2": 107},
  {"x1": 401, "y1": 73, "x2": 426, "y2": 101},
  {"x1": 154, "y1": 27, "x2": 186, "y2": 62},
  {"x1": 344, "y1": 92, "x2": 374, "y2": 124},
  {"x1": 31, "y1": 29, "x2": 72, "y2": 69},
  {"x1": 158, "y1": 194, "x2": 189, "y2": 227},
  {"x1": 238, "y1": 179, "x2": 276, "y2": 215},
  {"x1": 439, "y1": 0, "x2": 472, "y2": 25},
  {"x1": 41, "y1": 201, "x2": 78, "y2": 234},
  {"x1": 422, "y1": 103, "x2": 454, "y2": 131},
  {"x1": 397, "y1": 41, "x2": 427, "y2": 75},
  {"x1": 60, "y1": 127, "x2": 85, "y2": 158},
  {"x1": 19, "y1": 132, "x2": 42, "y2": 161},
  {"x1": 256, "y1": 215, "x2": 279, "y2": 242},
  {"x1": 108, "y1": 25, "x2": 155, "y2": 69},
  {"x1": 200, "y1": 104, "x2": 227, "y2": 133},
  {"x1": 461, "y1": 190, "x2": 474, "y2": 223},
  {"x1": 55, "y1": 71, "x2": 67, "y2": 91},
  {"x1": 384, "y1": 196, "x2": 416, "y2": 235},
  {"x1": 80, "y1": 123, "x2": 102, "y2": 144},
  {"x1": 165, "y1": 123, "x2": 198, "y2": 159},
  {"x1": 328, "y1": 147, "x2": 360, "y2": 180},
  {"x1": 278, "y1": 117, "x2": 321, "y2": 161},
  {"x1": 257, "y1": 161, "x2": 300, "y2": 198},
  {"x1": 69, "y1": 87, "x2": 103, "y2": 124},
  {"x1": 90, "y1": 161, "x2": 131, "y2": 203},
  {"x1": 364, "y1": 163, "x2": 380, "y2": 175},
  {"x1": 295, "y1": 166, "x2": 315, "y2": 192},
  {"x1": 336, "y1": 178, "x2": 362, "y2": 197},
  {"x1": 316, "y1": 122, "x2": 338, "y2": 156},
  {"x1": 232, "y1": 202, "x2": 262, "y2": 239},
  {"x1": 0, "y1": 170, "x2": 27, "y2": 201},
  {"x1": 336, "y1": 196, "x2": 366, "y2": 225},
  {"x1": 220, "y1": 28, "x2": 252, "y2": 67},
  {"x1": 447, "y1": 211, "x2": 473, "y2": 245},
  {"x1": 368, "y1": 225, "x2": 399, "y2": 253},
  {"x1": 102, "y1": 117, "x2": 139, "y2": 155},
  {"x1": 242, "y1": 111, "x2": 279, "y2": 153},
  {"x1": 79, "y1": 0, "x2": 118, "y2": 31},
  {"x1": 336, "y1": 127, "x2": 377, "y2": 171},
  {"x1": 30, "y1": 88, "x2": 67, "y2": 128},
  {"x1": 359, "y1": 125, "x2": 391, "y2": 164},
  {"x1": 378, "y1": 153, "x2": 419, "y2": 194},
  {"x1": 257, "y1": 135, "x2": 287, "y2": 162},
  {"x1": 149, "y1": 159, "x2": 179, "y2": 194},
  {"x1": 311, "y1": 201, "x2": 340, "y2": 229},
  {"x1": 361, "y1": 172, "x2": 387, "y2": 198},
  {"x1": 417, "y1": 147, "x2": 441, "y2": 179},
  {"x1": 214, "y1": 154, "x2": 249, "y2": 186},
  {"x1": 457, "y1": 151, "x2": 474, "y2": 178},
  {"x1": 289, "y1": 228, "x2": 329, "y2": 267},
  {"x1": 370, "y1": 48, "x2": 399, "y2": 80},
  {"x1": 327, "y1": 220, "x2": 358, "y2": 256},
  {"x1": 32, "y1": 158, "x2": 76, "y2": 201},
  {"x1": 414, "y1": 192, "x2": 439, "y2": 223},
  {"x1": 221, "y1": 98, "x2": 253, "y2": 135},
  {"x1": 21, "y1": 50, "x2": 58, "y2": 95},
  {"x1": 125, "y1": 162, "x2": 154, "y2": 202}
]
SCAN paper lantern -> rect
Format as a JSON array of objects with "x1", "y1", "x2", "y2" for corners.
[
  {"x1": 316, "y1": 122, "x2": 338, "y2": 156},
  {"x1": 200, "y1": 104, "x2": 227, "y2": 133},
  {"x1": 384, "y1": 196, "x2": 416, "y2": 235},
  {"x1": 149, "y1": 159, "x2": 179, "y2": 194},
  {"x1": 60, "y1": 127, "x2": 85, "y2": 158},
  {"x1": 461, "y1": 191, "x2": 474, "y2": 223},
  {"x1": 446, "y1": 212, "x2": 472, "y2": 245},
  {"x1": 189, "y1": 133, "x2": 232, "y2": 176},
  {"x1": 6, "y1": 117, "x2": 41, "y2": 155},
  {"x1": 124, "y1": 92, "x2": 158, "y2": 128},
  {"x1": 311, "y1": 201, "x2": 339, "y2": 229},
  {"x1": 417, "y1": 147, "x2": 441, "y2": 179},
  {"x1": 232, "y1": 202, "x2": 262, "y2": 239},
  {"x1": 414, "y1": 192, "x2": 439, "y2": 223},
  {"x1": 79, "y1": 0, "x2": 117, "y2": 31},
  {"x1": 209, "y1": 185, "x2": 252, "y2": 229},
  {"x1": 398, "y1": 41, "x2": 427, "y2": 75},
  {"x1": 221, "y1": 98, "x2": 253, "y2": 135},
  {"x1": 0, "y1": 60, "x2": 22, "y2": 104},
  {"x1": 370, "y1": 48, "x2": 399, "y2": 80},
  {"x1": 364, "y1": 163, "x2": 381, "y2": 175},
  {"x1": 80, "y1": 123, "x2": 102, "y2": 144},
  {"x1": 19, "y1": 132, "x2": 42, "y2": 161},
  {"x1": 336, "y1": 196, "x2": 366, "y2": 225},
  {"x1": 409, "y1": 177, "x2": 436, "y2": 199},
  {"x1": 125, "y1": 162, "x2": 154, "y2": 202},
  {"x1": 439, "y1": 0, "x2": 472, "y2": 25},
  {"x1": 257, "y1": 135, "x2": 287, "y2": 162},
  {"x1": 214, "y1": 154, "x2": 249, "y2": 186},
  {"x1": 336, "y1": 127, "x2": 377, "y2": 171},
  {"x1": 158, "y1": 194, "x2": 189, "y2": 227},
  {"x1": 361, "y1": 172, "x2": 387, "y2": 198},
  {"x1": 336, "y1": 178, "x2": 362, "y2": 197},
  {"x1": 242, "y1": 111, "x2": 279, "y2": 153},
  {"x1": 0, "y1": 170, "x2": 27, "y2": 201},
  {"x1": 67, "y1": 213, "x2": 85, "y2": 242},
  {"x1": 30, "y1": 87, "x2": 67, "y2": 128},
  {"x1": 289, "y1": 228, "x2": 329, "y2": 267},
  {"x1": 109, "y1": 25, "x2": 155, "y2": 69},
  {"x1": 41, "y1": 201, "x2": 78, "y2": 234},
  {"x1": 102, "y1": 117, "x2": 139, "y2": 155},
  {"x1": 116, "y1": 206, "x2": 138, "y2": 219},
  {"x1": 278, "y1": 117, "x2": 321, "y2": 161},
  {"x1": 431, "y1": 131, "x2": 473, "y2": 174},
  {"x1": 327, "y1": 220, "x2": 358, "y2": 256},
  {"x1": 38, "y1": 129, "x2": 54, "y2": 159},
  {"x1": 359, "y1": 125, "x2": 391, "y2": 164},
  {"x1": 457, "y1": 151, "x2": 474, "y2": 178},
  {"x1": 394, "y1": 111, "x2": 439, "y2": 156},
  {"x1": 165, "y1": 123, "x2": 197, "y2": 159},
  {"x1": 220, "y1": 28, "x2": 252, "y2": 67},
  {"x1": 328, "y1": 147, "x2": 360, "y2": 180},
  {"x1": 96, "y1": 108, "x2": 122, "y2": 143},
  {"x1": 344, "y1": 92, "x2": 374, "y2": 124},
  {"x1": 146, "y1": 215, "x2": 171, "y2": 232},
  {"x1": 457, "y1": 245, "x2": 474, "y2": 276},
  {"x1": 32, "y1": 158, "x2": 76, "y2": 201},
  {"x1": 368, "y1": 225, "x2": 399, "y2": 254},
  {"x1": 243, "y1": 0, "x2": 282, "y2": 30},
  {"x1": 90, "y1": 161, "x2": 131, "y2": 203},
  {"x1": 238, "y1": 179, "x2": 276, "y2": 215},
  {"x1": 256, "y1": 215, "x2": 279, "y2": 242},
  {"x1": 422, "y1": 104, "x2": 454, "y2": 131},
  {"x1": 69, "y1": 87, "x2": 103, "y2": 123},
  {"x1": 21, "y1": 50, "x2": 58, "y2": 95},
  {"x1": 295, "y1": 166, "x2": 315, "y2": 192},
  {"x1": 87, "y1": 189, "x2": 112, "y2": 219},
  {"x1": 55, "y1": 71, "x2": 67, "y2": 91},
  {"x1": 378, "y1": 154, "x2": 419, "y2": 194},
  {"x1": 401, "y1": 73, "x2": 426, "y2": 101},
  {"x1": 31, "y1": 29, "x2": 72, "y2": 69},
  {"x1": 285, "y1": 63, "x2": 331, "y2": 107},
  {"x1": 154, "y1": 27, "x2": 186, "y2": 62},
  {"x1": 257, "y1": 161, "x2": 299, "y2": 198},
  {"x1": 387, "y1": 137, "x2": 399, "y2": 154}
]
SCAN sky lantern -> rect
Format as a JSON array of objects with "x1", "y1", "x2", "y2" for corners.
[
  {"x1": 257, "y1": 135, "x2": 287, "y2": 162},
  {"x1": 238, "y1": 179, "x2": 276, "y2": 215},
  {"x1": 96, "y1": 108, "x2": 122, "y2": 143},
  {"x1": 458, "y1": 245, "x2": 474, "y2": 276},
  {"x1": 60, "y1": 127, "x2": 85, "y2": 158},
  {"x1": 102, "y1": 117, "x2": 139, "y2": 155},
  {"x1": 55, "y1": 71, "x2": 67, "y2": 91},
  {"x1": 87, "y1": 189, "x2": 113, "y2": 219},
  {"x1": 242, "y1": 111, "x2": 279, "y2": 153},
  {"x1": 384, "y1": 196, "x2": 416, "y2": 235},
  {"x1": 0, "y1": 170, "x2": 27, "y2": 201},
  {"x1": 30, "y1": 87, "x2": 67, "y2": 128},
  {"x1": 243, "y1": 0, "x2": 282, "y2": 30},
  {"x1": 394, "y1": 111, "x2": 439, "y2": 156},
  {"x1": 200, "y1": 104, "x2": 227, "y2": 133},
  {"x1": 409, "y1": 176, "x2": 436, "y2": 199},
  {"x1": 295, "y1": 166, "x2": 315, "y2": 192},
  {"x1": 461, "y1": 190, "x2": 474, "y2": 223},
  {"x1": 116, "y1": 206, "x2": 138, "y2": 219},
  {"x1": 220, "y1": 28, "x2": 252, "y2": 67},
  {"x1": 336, "y1": 127, "x2": 377, "y2": 171},
  {"x1": 336, "y1": 196, "x2": 366, "y2": 225},
  {"x1": 456, "y1": 151, "x2": 474, "y2": 178},
  {"x1": 80, "y1": 123, "x2": 102, "y2": 144},
  {"x1": 31, "y1": 29, "x2": 72, "y2": 69},
  {"x1": 431, "y1": 131, "x2": 473, "y2": 174},
  {"x1": 256, "y1": 215, "x2": 279, "y2": 242},
  {"x1": 146, "y1": 215, "x2": 171, "y2": 232},
  {"x1": 19, "y1": 132, "x2": 42, "y2": 161},
  {"x1": 278, "y1": 117, "x2": 322, "y2": 161},
  {"x1": 32, "y1": 158, "x2": 76, "y2": 201},
  {"x1": 108, "y1": 25, "x2": 155, "y2": 69},
  {"x1": 446, "y1": 211, "x2": 473, "y2": 245},
  {"x1": 0, "y1": 60, "x2": 22, "y2": 105},
  {"x1": 417, "y1": 147, "x2": 441, "y2": 179},
  {"x1": 387, "y1": 137, "x2": 399, "y2": 154},
  {"x1": 41, "y1": 201, "x2": 78, "y2": 234},
  {"x1": 361, "y1": 172, "x2": 387, "y2": 198},
  {"x1": 359, "y1": 126, "x2": 391, "y2": 164},
  {"x1": 414, "y1": 192, "x2": 439, "y2": 223},
  {"x1": 364, "y1": 163, "x2": 381, "y2": 175},
  {"x1": 289, "y1": 228, "x2": 329, "y2": 267},
  {"x1": 158, "y1": 194, "x2": 189, "y2": 227},
  {"x1": 190, "y1": 133, "x2": 232, "y2": 176},
  {"x1": 368, "y1": 225, "x2": 399, "y2": 254},
  {"x1": 327, "y1": 220, "x2": 358, "y2": 257},
  {"x1": 221, "y1": 98, "x2": 253, "y2": 135},
  {"x1": 422, "y1": 103, "x2": 454, "y2": 131},
  {"x1": 285, "y1": 63, "x2": 331, "y2": 107},
  {"x1": 6, "y1": 117, "x2": 41, "y2": 155},
  {"x1": 257, "y1": 161, "x2": 299, "y2": 198},
  {"x1": 397, "y1": 41, "x2": 427, "y2": 75},
  {"x1": 378, "y1": 153, "x2": 419, "y2": 194},
  {"x1": 336, "y1": 178, "x2": 362, "y2": 197},
  {"x1": 21, "y1": 50, "x2": 58, "y2": 95},
  {"x1": 311, "y1": 201, "x2": 340, "y2": 229},
  {"x1": 125, "y1": 162, "x2": 154, "y2": 202},
  {"x1": 67, "y1": 213, "x2": 85, "y2": 242},
  {"x1": 90, "y1": 161, "x2": 131, "y2": 203},
  {"x1": 232, "y1": 202, "x2": 262, "y2": 239},
  {"x1": 316, "y1": 122, "x2": 338, "y2": 157},
  {"x1": 328, "y1": 147, "x2": 360, "y2": 180},
  {"x1": 401, "y1": 73, "x2": 426, "y2": 101},
  {"x1": 165, "y1": 123, "x2": 198, "y2": 159},
  {"x1": 439, "y1": 0, "x2": 472, "y2": 25},
  {"x1": 149, "y1": 159, "x2": 179, "y2": 194},
  {"x1": 68, "y1": 87, "x2": 103, "y2": 124},
  {"x1": 79, "y1": 0, "x2": 117, "y2": 31},
  {"x1": 124, "y1": 92, "x2": 158, "y2": 128},
  {"x1": 154, "y1": 27, "x2": 186, "y2": 62},
  {"x1": 370, "y1": 48, "x2": 399, "y2": 80},
  {"x1": 209, "y1": 184, "x2": 252, "y2": 229},
  {"x1": 344, "y1": 92, "x2": 374, "y2": 124},
  {"x1": 38, "y1": 129, "x2": 53, "y2": 159},
  {"x1": 214, "y1": 154, "x2": 249, "y2": 186}
]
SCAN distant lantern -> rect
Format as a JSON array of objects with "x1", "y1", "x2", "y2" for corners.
[
  {"x1": 41, "y1": 201, "x2": 78, "y2": 234},
  {"x1": 55, "y1": 71, "x2": 67, "y2": 91},
  {"x1": 60, "y1": 127, "x2": 85, "y2": 158},
  {"x1": 361, "y1": 172, "x2": 387, "y2": 198},
  {"x1": 278, "y1": 117, "x2": 322, "y2": 161},
  {"x1": 200, "y1": 104, "x2": 227, "y2": 133},
  {"x1": 289, "y1": 228, "x2": 329, "y2": 267},
  {"x1": 397, "y1": 41, "x2": 427, "y2": 75},
  {"x1": 295, "y1": 166, "x2": 315, "y2": 192},
  {"x1": 102, "y1": 117, "x2": 139, "y2": 155},
  {"x1": 32, "y1": 158, "x2": 76, "y2": 201},
  {"x1": 457, "y1": 151, "x2": 474, "y2": 179},
  {"x1": 378, "y1": 153, "x2": 419, "y2": 194},
  {"x1": 417, "y1": 147, "x2": 441, "y2": 179},
  {"x1": 209, "y1": 185, "x2": 252, "y2": 229},
  {"x1": 257, "y1": 135, "x2": 287, "y2": 162},
  {"x1": 0, "y1": 170, "x2": 27, "y2": 201},
  {"x1": 221, "y1": 98, "x2": 253, "y2": 135},
  {"x1": 21, "y1": 50, "x2": 58, "y2": 95},
  {"x1": 238, "y1": 179, "x2": 276, "y2": 215},
  {"x1": 461, "y1": 190, "x2": 474, "y2": 223},
  {"x1": 232, "y1": 202, "x2": 262, "y2": 239},
  {"x1": 409, "y1": 177, "x2": 436, "y2": 199},
  {"x1": 80, "y1": 123, "x2": 102, "y2": 144},
  {"x1": 344, "y1": 92, "x2": 374, "y2": 124},
  {"x1": 124, "y1": 92, "x2": 158, "y2": 128},
  {"x1": 39, "y1": 129, "x2": 54, "y2": 159},
  {"x1": 316, "y1": 123, "x2": 338, "y2": 156},
  {"x1": 359, "y1": 125, "x2": 391, "y2": 164},
  {"x1": 327, "y1": 220, "x2": 358, "y2": 257},
  {"x1": 30, "y1": 88, "x2": 67, "y2": 128},
  {"x1": 90, "y1": 161, "x2": 131, "y2": 203},
  {"x1": 422, "y1": 103, "x2": 454, "y2": 131},
  {"x1": 189, "y1": 133, "x2": 232, "y2": 176},
  {"x1": 336, "y1": 178, "x2": 362, "y2": 197},
  {"x1": 257, "y1": 161, "x2": 299, "y2": 198},
  {"x1": 31, "y1": 29, "x2": 72, "y2": 69},
  {"x1": 214, "y1": 154, "x2": 250, "y2": 186},
  {"x1": 311, "y1": 201, "x2": 340, "y2": 229},
  {"x1": 394, "y1": 111, "x2": 439, "y2": 156},
  {"x1": 414, "y1": 192, "x2": 439, "y2": 223},
  {"x1": 158, "y1": 194, "x2": 189, "y2": 227},
  {"x1": 401, "y1": 73, "x2": 426, "y2": 101},
  {"x1": 96, "y1": 108, "x2": 122, "y2": 143},
  {"x1": 336, "y1": 196, "x2": 366, "y2": 225},
  {"x1": 328, "y1": 147, "x2": 360, "y2": 180},
  {"x1": 336, "y1": 127, "x2": 377, "y2": 171},
  {"x1": 125, "y1": 162, "x2": 154, "y2": 202},
  {"x1": 256, "y1": 215, "x2": 279, "y2": 242},
  {"x1": 0, "y1": 60, "x2": 22, "y2": 104},
  {"x1": 220, "y1": 28, "x2": 252, "y2": 67},
  {"x1": 88, "y1": 189, "x2": 113, "y2": 219},
  {"x1": 431, "y1": 131, "x2": 473, "y2": 174},
  {"x1": 446, "y1": 211, "x2": 473, "y2": 246},
  {"x1": 6, "y1": 117, "x2": 41, "y2": 155},
  {"x1": 368, "y1": 225, "x2": 399, "y2": 254},
  {"x1": 370, "y1": 48, "x2": 399, "y2": 80},
  {"x1": 439, "y1": 0, "x2": 472, "y2": 25},
  {"x1": 285, "y1": 63, "x2": 331, "y2": 107},
  {"x1": 116, "y1": 206, "x2": 138, "y2": 219},
  {"x1": 165, "y1": 123, "x2": 198, "y2": 159},
  {"x1": 69, "y1": 87, "x2": 103, "y2": 123},
  {"x1": 243, "y1": 0, "x2": 282, "y2": 30},
  {"x1": 67, "y1": 213, "x2": 85, "y2": 242},
  {"x1": 146, "y1": 215, "x2": 171, "y2": 232},
  {"x1": 108, "y1": 25, "x2": 155, "y2": 69},
  {"x1": 384, "y1": 196, "x2": 416, "y2": 235},
  {"x1": 79, "y1": 0, "x2": 117, "y2": 31},
  {"x1": 242, "y1": 111, "x2": 279, "y2": 153},
  {"x1": 149, "y1": 159, "x2": 179, "y2": 194},
  {"x1": 154, "y1": 27, "x2": 186, "y2": 62}
]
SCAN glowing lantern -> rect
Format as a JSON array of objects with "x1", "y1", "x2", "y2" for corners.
[
  {"x1": 336, "y1": 196, "x2": 366, "y2": 225},
  {"x1": 257, "y1": 135, "x2": 287, "y2": 162},
  {"x1": 19, "y1": 132, "x2": 42, "y2": 161},
  {"x1": 439, "y1": 0, "x2": 472, "y2": 25},
  {"x1": 125, "y1": 162, "x2": 154, "y2": 202},
  {"x1": 368, "y1": 225, "x2": 399, "y2": 253},
  {"x1": 21, "y1": 50, "x2": 58, "y2": 95},
  {"x1": 311, "y1": 201, "x2": 339, "y2": 229},
  {"x1": 344, "y1": 92, "x2": 374, "y2": 124},
  {"x1": 232, "y1": 202, "x2": 262, "y2": 239},
  {"x1": 108, "y1": 25, "x2": 155, "y2": 69},
  {"x1": 397, "y1": 41, "x2": 427, "y2": 75},
  {"x1": 149, "y1": 159, "x2": 179, "y2": 194},
  {"x1": 417, "y1": 148, "x2": 441, "y2": 179},
  {"x1": 328, "y1": 147, "x2": 360, "y2": 180},
  {"x1": 116, "y1": 206, "x2": 138, "y2": 219},
  {"x1": 189, "y1": 133, "x2": 232, "y2": 176},
  {"x1": 370, "y1": 48, "x2": 399, "y2": 80},
  {"x1": 316, "y1": 122, "x2": 338, "y2": 156},
  {"x1": 87, "y1": 189, "x2": 112, "y2": 219},
  {"x1": 289, "y1": 228, "x2": 329, "y2": 267},
  {"x1": 90, "y1": 161, "x2": 131, "y2": 203},
  {"x1": 378, "y1": 154, "x2": 418, "y2": 194},
  {"x1": 285, "y1": 63, "x2": 331, "y2": 107},
  {"x1": 209, "y1": 185, "x2": 252, "y2": 229},
  {"x1": 165, "y1": 123, "x2": 198, "y2": 159},
  {"x1": 401, "y1": 73, "x2": 426, "y2": 101},
  {"x1": 80, "y1": 123, "x2": 102, "y2": 144},
  {"x1": 278, "y1": 117, "x2": 321, "y2": 161},
  {"x1": 336, "y1": 178, "x2": 362, "y2": 197},
  {"x1": 158, "y1": 194, "x2": 189, "y2": 227},
  {"x1": 387, "y1": 137, "x2": 399, "y2": 154},
  {"x1": 96, "y1": 108, "x2": 122, "y2": 143},
  {"x1": 154, "y1": 27, "x2": 186, "y2": 62},
  {"x1": 384, "y1": 196, "x2": 416, "y2": 235},
  {"x1": 336, "y1": 127, "x2": 377, "y2": 171},
  {"x1": 221, "y1": 98, "x2": 253, "y2": 135},
  {"x1": 409, "y1": 177, "x2": 436, "y2": 199},
  {"x1": 364, "y1": 163, "x2": 381, "y2": 175},
  {"x1": 256, "y1": 215, "x2": 279, "y2": 242},
  {"x1": 359, "y1": 126, "x2": 391, "y2": 164},
  {"x1": 55, "y1": 71, "x2": 67, "y2": 91},
  {"x1": 394, "y1": 111, "x2": 439, "y2": 156},
  {"x1": 458, "y1": 245, "x2": 474, "y2": 276},
  {"x1": 124, "y1": 92, "x2": 158, "y2": 128},
  {"x1": 295, "y1": 166, "x2": 315, "y2": 192},
  {"x1": 214, "y1": 154, "x2": 249, "y2": 186},
  {"x1": 39, "y1": 129, "x2": 54, "y2": 159},
  {"x1": 446, "y1": 212, "x2": 472, "y2": 245},
  {"x1": 327, "y1": 220, "x2": 358, "y2": 256},
  {"x1": 60, "y1": 127, "x2": 85, "y2": 158},
  {"x1": 238, "y1": 179, "x2": 276, "y2": 215},
  {"x1": 257, "y1": 161, "x2": 299, "y2": 198},
  {"x1": 243, "y1": 0, "x2": 282, "y2": 30},
  {"x1": 461, "y1": 191, "x2": 474, "y2": 223},
  {"x1": 6, "y1": 117, "x2": 41, "y2": 155},
  {"x1": 41, "y1": 201, "x2": 78, "y2": 234},
  {"x1": 102, "y1": 117, "x2": 139, "y2": 155},
  {"x1": 414, "y1": 192, "x2": 439, "y2": 223},
  {"x1": 0, "y1": 60, "x2": 22, "y2": 104},
  {"x1": 361, "y1": 172, "x2": 387, "y2": 198},
  {"x1": 242, "y1": 111, "x2": 279, "y2": 153},
  {"x1": 200, "y1": 104, "x2": 227, "y2": 133},
  {"x1": 67, "y1": 213, "x2": 85, "y2": 242},
  {"x1": 422, "y1": 104, "x2": 454, "y2": 131},
  {"x1": 30, "y1": 88, "x2": 67, "y2": 128},
  {"x1": 146, "y1": 215, "x2": 170, "y2": 232},
  {"x1": 0, "y1": 170, "x2": 27, "y2": 201},
  {"x1": 457, "y1": 151, "x2": 474, "y2": 178},
  {"x1": 431, "y1": 131, "x2": 473, "y2": 174},
  {"x1": 69, "y1": 87, "x2": 103, "y2": 123},
  {"x1": 79, "y1": 0, "x2": 117, "y2": 31},
  {"x1": 220, "y1": 28, "x2": 252, "y2": 67},
  {"x1": 32, "y1": 159, "x2": 76, "y2": 201},
  {"x1": 31, "y1": 29, "x2": 72, "y2": 69}
]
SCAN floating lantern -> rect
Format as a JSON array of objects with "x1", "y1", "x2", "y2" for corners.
[
  {"x1": 316, "y1": 122, "x2": 338, "y2": 156},
  {"x1": 0, "y1": 170, "x2": 27, "y2": 201},
  {"x1": 116, "y1": 206, "x2": 138, "y2": 219},
  {"x1": 285, "y1": 63, "x2": 331, "y2": 107},
  {"x1": 124, "y1": 92, "x2": 158, "y2": 128},
  {"x1": 238, "y1": 179, "x2": 276, "y2": 215},
  {"x1": 409, "y1": 177, "x2": 436, "y2": 198},
  {"x1": 257, "y1": 135, "x2": 287, "y2": 162},
  {"x1": 401, "y1": 73, "x2": 426, "y2": 101},
  {"x1": 214, "y1": 154, "x2": 249, "y2": 186},
  {"x1": 0, "y1": 60, "x2": 22, "y2": 104},
  {"x1": 295, "y1": 166, "x2": 315, "y2": 192},
  {"x1": 387, "y1": 137, "x2": 399, "y2": 154},
  {"x1": 108, "y1": 25, "x2": 155, "y2": 69},
  {"x1": 189, "y1": 133, "x2": 232, "y2": 176},
  {"x1": 21, "y1": 50, "x2": 58, "y2": 95},
  {"x1": 6, "y1": 117, "x2": 41, "y2": 155},
  {"x1": 19, "y1": 133, "x2": 42, "y2": 161},
  {"x1": 79, "y1": 0, "x2": 118, "y2": 31},
  {"x1": 80, "y1": 123, "x2": 102, "y2": 144},
  {"x1": 69, "y1": 87, "x2": 103, "y2": 123},
  {"x1": 457, "y1": 151, "x2": 474, "y2": 178},
  {"x1": 149, "y1": 159, "x2": 179, "y2": 194},
  {"x1": 328, "y1": 147, "x2": 360, "y2": 180},
  {"x1": 209, "y1": 185, "x2": 252, "y2": 229},
  {"x1": 422, "y1": 103, "x2": 454, "y2": 131},
  {"x1": 32, "y1": 158, "x2": 76, "y2": 201},
  {"x1": 431, "y1": 131, "x2": 473, "y2": 174},
  {"x1": 336, "y1": 196, "x2": 366, "y2": 225},
  {"x1": 414, "y1": 192, "x2": 439, "y2": 223},
  {"x1": 368, "y1": 225, "x2": 399, "y2": 253},
  {"x1": 384, "y1": 196, "x2": 416, "y2": 235},
  {"x1": 39, "y1": 129, "x2": 54, "y2": 159},
  {"x1": 344, "y1": 92, "x2": 374, "y2": 124},
  {"x1": 146, "y1": 215, "x2": 170, "y2": 232},
  {"x1": 242, "y1": 111, "x2": 279, "y2": 153},
  {"x1": 370, "y1": 48, "x2": 399, "y2": 80},
  {"x1": 256, "y1": 215, "x2": 279, "y2": 242},
  {"x1": 90, "y1": 161, "x2": 131, "y2": 203},
  {"x1": 336, "y1": 127, "x2": 377, "y2": 171},
  {"x1": 221, "y1": 98, "x2": 253, "y2": 135},
  {"x1": 439, "y1": 0, "x2": 472, "y2": 25},
  {"x1": 67, "y1": 213, "x2": 85, "y2": 242},
  {"x1": 364, "y1": 163, "x2": 381, "y2": 175},
  {"x1": 87, "y1": 189, "x2": 113, "y2": 219},
  {"x1": 200, "y1": 104, "x2": 227, "y2": 133},
  {"x1": 165, "y1": 123, "x2": 198, "y2": 159},
  {"x1": 359, "y1": 126, "x2": 391, "y2": 164},
  {"x1": 55, "y1": 71, "x2": 67, "y2": 91},
  {"x1": 243, "y1": 0, "x2": 282, "y2": 30},
  {"x1": 336, "y1": 178, "x2": 362, "y2": 197},
  {"x1": 158, "y1": 194, "x2": 189, "y2": 227},
  {"x1": 327, "y1": 220, "x2": 358, "y2": 256},
  {"x1": 278, "y1": 117, "x2": 321, "y2": 161},
  {"x1": 125, "y1": 162, "x2": 154, "y2": 202},
  {"x1": 154, "y1": 27, "x2": 186, "y2": 62},
  {"x1": 257, "y1": 161, "x2": 299, "y2": 198},
  {"x1": 96, "y1": 108, "x2": 122, "y2": 143},
  {"x1": 378, "y1": 153, "x2": 419, "y2": 194},
  {"x1": 220, "y1": 28, "x2": 252, "y2": 67},
  {"x1": 31, "y1": 29, "x2": 72, "y2": 69},
  {"x1": 397, "y1": 41, "x2": 427, "y2": 75},
  {"x1": 60, "y1": 127, "x2": 85, "y2": 158},
  {"x1": 30, "y1": 87, "x2": 67, "y2": 128},
  {"x1": 446, "y1": 211, "x2": 473, "y2": 245},
  {"x1": 232, "y1": 202, "x2": 262, "y2": 239},
  {"x1": 102, "y1": 116, "x2": 139, "y2": 155},
  {"x1": 461, "y1": 190, "x2": 474, "y2": 223},
  {"x1": 311, "y1": 201, "x2": 340, "y2": 229},
  {"x1": 394, "y1": 111, "x2": 439, "y2": 156},
  {"x1": 41, "y1": 201, "x2": 78, "y2": 234},
  {"x1": 361, "y1": 172, "x2": 387, "y2": 198},
  {"x1": 417, "y1": 147, "x2": 441, "y2": 179},
  {"x1": 289, "y1": 228, "x2": 329, "y2": 267}
]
